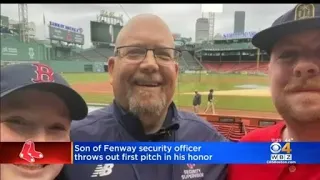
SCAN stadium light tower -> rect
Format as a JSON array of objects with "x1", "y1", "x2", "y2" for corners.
[
  {"x1": 18, "y1": 4, "x2": 29, "y2": 43},
  {"x1": 208, "y1": 12, "x2": 215, "y2": 41},
  {"x1": 201, "y1": 4, "x2": 223, "y2": 41}
]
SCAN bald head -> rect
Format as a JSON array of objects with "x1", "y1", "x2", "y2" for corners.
[
  {"x1": 115, "y1": 14, "x2": 174, "y2": 48},
  {"x1": 107, "y1": 14, "x2": 179, "y2": 130}
]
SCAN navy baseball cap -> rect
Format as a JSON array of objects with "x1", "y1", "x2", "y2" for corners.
[
  {"x1": 252, "y1": 4, "x2": 320, "y2": 53},
  {"x1": 1, "y1": 63, "x2": 88, "y2": 120}
]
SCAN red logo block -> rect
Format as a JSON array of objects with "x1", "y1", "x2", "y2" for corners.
[{"x1": 19, "y1": 140, "x2": 44, "y2": 163}]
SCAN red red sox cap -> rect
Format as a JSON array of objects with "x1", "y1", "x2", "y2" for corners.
[
  {"x1": 252, "y1": 4, "x2": 320, "y2": 53},
  {"x1": 0, "y1": 63, "x2": 88, "y2": 120}
]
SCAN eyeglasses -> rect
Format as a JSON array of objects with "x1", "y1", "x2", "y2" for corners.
[{"x1": 115, "y1": 46, "x2": 182, "y2": 65}]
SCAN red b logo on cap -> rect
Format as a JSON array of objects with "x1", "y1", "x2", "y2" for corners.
[{"x1": 31, "y1": 63, "x2": 55, "y2": 83}]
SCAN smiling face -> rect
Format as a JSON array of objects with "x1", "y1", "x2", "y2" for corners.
[
  {"x1": 269, "y1": 29, "x2": 320, "y2": 124},
  {"x1": 108, "y1": 15, "x2": 179, "y2": 117},
  {"x1": 0, "y1": 88, "x2": 71, "y2": 180}
]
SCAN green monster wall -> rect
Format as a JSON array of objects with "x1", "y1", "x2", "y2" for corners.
[{"x1": 1, "y1": 34, "x2": 105, "y2": 73}]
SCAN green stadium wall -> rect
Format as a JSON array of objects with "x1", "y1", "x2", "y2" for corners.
[
  {"x1": 1, "y1": 34, "x2": 106, "y2": 73},
  {"x1": 1, "y1": 35, "x2": 48, "y2": 61},
  {"x1": 46, "y1": 60, "x2": 105, "y2": 73}
]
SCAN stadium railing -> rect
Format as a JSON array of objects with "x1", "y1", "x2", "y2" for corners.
[
  {"x1": 197, "y1": 113, "x2": 282, "y2": 128},
  {"x1": 197, "y1": 113, "x2": 282, "y2": 141}
]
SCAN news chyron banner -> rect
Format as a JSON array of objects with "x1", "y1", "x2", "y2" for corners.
[
  {"x1": 0, "y1": 140, "x2": 71, "y2": 164},
  {"x1": 0, "y1": 141, "x2": 320, "y2": 164}
]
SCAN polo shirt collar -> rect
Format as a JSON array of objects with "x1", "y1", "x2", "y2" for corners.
[{"x1": 112, "y1": 100, "x2": 179, "y2": 141}]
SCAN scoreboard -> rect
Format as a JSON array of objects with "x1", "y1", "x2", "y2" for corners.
[
  {"x1": 90, "y1": 21, "x2": 123, "y2": 44},
  {"x1": 48, "y1": 21, "x2": 84, "y2": 45},
  {"x1": 90, "y1": 21, "x2": 112, "y2": 43},
  {"x1": 0, "y1": 15, "x2": 9, "y2": 27},
  {"x1": 49, "y1": 26, "x2": 84, "y2": 45}
]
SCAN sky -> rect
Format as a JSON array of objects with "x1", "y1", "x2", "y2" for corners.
[{"x1": 1, "y1": 4, "x2": 296, "y2": 48}]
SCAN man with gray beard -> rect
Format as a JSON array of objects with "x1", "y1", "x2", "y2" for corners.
[{"x1": 64, "y1": 14, "x2": 227, "y2": 180}]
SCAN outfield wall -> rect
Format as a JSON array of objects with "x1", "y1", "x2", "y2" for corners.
[
  {"x1": 1, "y1": 60, "x2": 105, "y2": 73},
  {"x1": 0, "y1": 35, "x2": 106, "y2": 73},
  {"x1": 1, "y1": 35, "x2": 48, "y2": 61},
  {"x1": 198, "y1": 113, "x2": 282, "y2": 127},
  {"x1": 48, "y1": 61, "x2": 105, "y2": 73}
]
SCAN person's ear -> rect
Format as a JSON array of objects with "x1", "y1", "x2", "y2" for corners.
[{"x1": 108, "y1": 57, "x2": 116, "y2": 85}]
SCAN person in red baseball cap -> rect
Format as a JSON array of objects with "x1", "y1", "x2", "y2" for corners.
[
  {"x1": 228, "y1": 3, "x2": 320, "y2": 180},
  {"x1": 0, "y1": 63, "x2": 88, "y2": 180}
]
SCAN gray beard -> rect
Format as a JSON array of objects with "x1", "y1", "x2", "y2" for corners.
[{"x1": 127, "y1": 88, "x2": 167, "y2": 117}]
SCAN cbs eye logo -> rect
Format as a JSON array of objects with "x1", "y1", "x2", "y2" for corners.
[{"x1": 270, "y1": 142, "x2": 292, "y2": 154}]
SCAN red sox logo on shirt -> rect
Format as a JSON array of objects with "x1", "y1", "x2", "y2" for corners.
[{"x1": 187, "y1": 164, "x2": 196, "y2": 169}]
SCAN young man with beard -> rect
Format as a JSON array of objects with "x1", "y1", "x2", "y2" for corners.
[
  {"x1": 0, "y1": 63, "x2": 88, "y2": 180},
  {"x1": 64, "y1": 14, "x2": 227, "y2": 180},
  {"x1": 228, "y1": 4, "x2": 320, "y2": 180}
]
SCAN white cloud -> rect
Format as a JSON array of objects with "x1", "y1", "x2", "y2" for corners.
[{"x1": 1, "y1": 3, "x2": 297, "y2": 48}]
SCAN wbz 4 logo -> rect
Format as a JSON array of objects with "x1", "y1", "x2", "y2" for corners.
[{"x1": 270, "y1": 142, "x2": 292, "y2": 161}]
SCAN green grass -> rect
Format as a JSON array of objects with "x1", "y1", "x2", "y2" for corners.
[
  {"x1": 80, "y1": 93, "x2": 115, "y2": 104},
  {"x1": 62, "y1": 72, "x2": 276, "y2": 112},
  {"x1": 175, "y1": 95, "x2": 275, "y2": 112},
  {"x1": 177, "y1": 73, "x2": 269, "y2": 91}
]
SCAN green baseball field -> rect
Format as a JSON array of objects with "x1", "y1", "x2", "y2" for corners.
[{"x1": 62, "y1": 73, "x2": 280, "y2": 118}]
